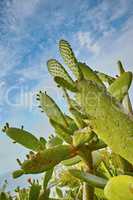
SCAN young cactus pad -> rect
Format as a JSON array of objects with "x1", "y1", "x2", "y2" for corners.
[
  {"x1": 47, "y1": 59, "x2": 75, "y2": 86},
  {"x1": 47, "y1": 59, "x2": 77, "y2": 92},
  {"x1": 104, "y1": 175, "x2": 133, "y2": 200},
  {"x1": 59, "y1": 39, "x2": 82, "y2": 79}
]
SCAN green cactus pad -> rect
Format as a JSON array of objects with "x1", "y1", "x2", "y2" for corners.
[
  {"x1": 78, "y1": 62, "x2": 105, "y2": 87},
  {"x1": 59, "y1": 39, "x2": 82, "y2": 79},
  {"x1": 46, "y1": 135, "x2": 63, "y2": 148},
  {"x1": 77, "y1": 79, "x2": 133, "y2": 164},
  {"x1": 47, "y1": 59, "x2": 75, "y2": 86},
  {"x1": 104, "y1": 175, "x2": 133, "y2": 200},
  {"x1": 96, "y1": 71, "x2": 115, "y2": 85},
  {"x1": 37, "y1": 91, "x2": 68, "y2": 127},
  {"x1": 2, "y1": 125, "x2": 41, "y2": 151},
  {"x1": 108, "y1": 71, "x2": 132, "y2": 101},
  {"x1": 12, "y1": 170, "x2": 24, "y2": 179},
  {"x1": 29, "y1": 181, "x2": 41, "y2": 200},
  {"x1": 20, "y1": 145, "x2": 77, "y2": 174},
  {"x1": 50, "y1": 119, "x2": 73, "y2": 144}
]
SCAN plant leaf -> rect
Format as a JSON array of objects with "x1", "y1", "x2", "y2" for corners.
[
  {"x1": 104, "y1": 175, "x2": 133, "y2": 200},
  {"x1": 46, "y1": 135, "x2": 63, "y2": 148},
  {"x1": 56, "y1": 187, "x2": 63, "y2": 198},
  {"x1": 117, "y1": 60, "x2": 133, "y2": 115}
]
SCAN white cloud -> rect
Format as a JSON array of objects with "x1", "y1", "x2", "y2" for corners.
[
  {"x1": 0, "y1": 45, "x2": 20, "y2": 78},
  {"x1": 6, "y1": 0, "x2": 40, "y2": 27},
  {"x1": 0, "y1": 0, "x2": 42, "y2": 80},
  {"x1": 88, "y1": 17, "x2": 133, "y2": 70},
  {"x1": 75, "y1": 16, "x2": 133, "y2": 102},
  {"x1": 77, "y1": 31, "x2": 100, "y2": 55},
  {"x1": 110, "y1": 0, "x2": 129, "y2": 21}
]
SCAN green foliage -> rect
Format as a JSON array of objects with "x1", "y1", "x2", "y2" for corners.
[
  {"x1": 96, "y1": 71, "x2": 115, "y2": 85},
  {"x1": 43, "y1": 169, "x2": 53, "y2": 189},
  {"x1": 61, "y1": 155, "x2": 81, "y2": 166},
  {"x1": 46, "y1": 135, "x2": 63, "y2": 148}
]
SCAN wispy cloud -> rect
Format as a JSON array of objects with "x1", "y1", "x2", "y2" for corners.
[{"x1": 77, "y1": 31, "x2": 100, "y2": 54}]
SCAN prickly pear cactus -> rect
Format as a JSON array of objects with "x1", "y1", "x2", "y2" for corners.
[
  {"x1": 1, "y1": 39, "x2": 133, "y2": 200},
  {"x1": 51, "y1": 39, "x2": 133, "y2": 165}
]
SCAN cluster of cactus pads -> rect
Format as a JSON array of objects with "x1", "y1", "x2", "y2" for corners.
[{"x1": 1, "y1": 39, "x2": 133, "y2": 200}]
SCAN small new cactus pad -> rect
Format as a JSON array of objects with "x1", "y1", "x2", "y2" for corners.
[{"x1": 59, "y1": 39, "x2": 82, "y2": 79}]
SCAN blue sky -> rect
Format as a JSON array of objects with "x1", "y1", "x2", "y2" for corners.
[{"x1": 0, "y1": 0, "x2": 133, "y2": 174}]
